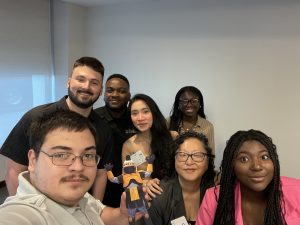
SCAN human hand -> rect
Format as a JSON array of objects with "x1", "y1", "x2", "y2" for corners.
[
  {"x1": 104, "y1": 163, "x2": 114, "y2": 171},
  {"x1": 145, "y1": 154, "x2": 155, "y2": 164},
  {"x1": 144, "y1": 178, "x2": 163, "y2": 200}
]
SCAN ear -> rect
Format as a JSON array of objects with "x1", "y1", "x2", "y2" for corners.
[
  {"x1": 28, "y1": 149, "x2": 37, "y2": 172},
  {"x1": 67, "y1": 76, "x2": 71, "y2": 88}
]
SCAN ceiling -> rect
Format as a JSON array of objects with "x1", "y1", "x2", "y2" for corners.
[{"x1": 61, "y1": 0, "x2": 150, "y2": 7}]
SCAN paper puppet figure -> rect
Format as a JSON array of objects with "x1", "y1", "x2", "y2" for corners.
[{"x1": 104, "y1": 154, "x2": 155, "y2": 225}]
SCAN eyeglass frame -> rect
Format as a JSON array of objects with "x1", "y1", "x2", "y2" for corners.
[
  {"x1": 40, "y1": 150, "x2": 100, "y2": 167},
  {"x1": 179, "y1": 98, "x2": 200, "y2": 106},
  {"x1": 175, "y1": 151, "x2": 211, "y2": 163}
]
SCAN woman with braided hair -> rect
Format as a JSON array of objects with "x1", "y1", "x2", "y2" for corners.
[{"x1": 196, "y1": 129, "x2": 300, "y2": 225}]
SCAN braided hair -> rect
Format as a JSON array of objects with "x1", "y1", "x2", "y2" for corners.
[{"x1": 213, "y1": 129, "x2": 286, "y2": 225}]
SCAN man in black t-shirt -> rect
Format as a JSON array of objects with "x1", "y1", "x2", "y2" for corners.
[
  {"x1": 1, "y1": 57, "x2": 113, "y2": 200},
  {"x1": 95, "y1": 74, "x2": 136, "y2": 207}
]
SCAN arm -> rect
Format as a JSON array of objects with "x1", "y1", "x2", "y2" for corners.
[
  {"x1": 121, "y1": 141, "x2": 131, "y2": 163},
  {"x1": 4, "y1": 158, "x2": 27, "y2": 196},
  {"x1": 91, "y1": 169, "x2": 107, "y2": 200}
]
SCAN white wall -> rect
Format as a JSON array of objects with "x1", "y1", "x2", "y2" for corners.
[
  {"x1": 0, "y1": 0, "x2": 52, "y2": 181},
  {"x1": 87, "y1": 0, "x2": 300, "y2": 177}
]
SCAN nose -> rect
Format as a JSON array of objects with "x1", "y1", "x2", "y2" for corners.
[
  {"x1": 81, "y1": 80, "x2": 91, "y2": 89},
  {"x1": 185, "y1": 155, "x2": 195, "y2": 165},
  {"x1": 250, "y1": 158, "x2": 262, "y2": 171},
  {"x1": 69, "y1": 156, "x2": 84, "y2": 171}
]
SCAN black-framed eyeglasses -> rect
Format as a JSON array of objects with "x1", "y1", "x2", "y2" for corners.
[
  {"x1": 40, "y1": 150, "x2": 100, "y2": 167},
  {"x1": 175, "y1": 151, "x2": 208, "y2": 163},
  {"x1": 179, "y1": 98, "x2": 200, "y2": 106}
]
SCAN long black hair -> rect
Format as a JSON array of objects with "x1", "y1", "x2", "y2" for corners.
[
  {"x1": 169, "y1": 86, "x2": 206, "y2": 131},
  {"x1": 167, "y1": 131, "x2": 216, "y2": 202},
  {"x1": 129, "y1": 94, "x2": 173, "y2": 179},
  {"x1": 213, "y1": 129, "x2": 286, "y2": 225}
]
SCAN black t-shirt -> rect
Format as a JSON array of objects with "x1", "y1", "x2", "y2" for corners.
[
  {"x1": 95, "y1": 106, "x2": 136, "y2": 207},
  {"x1": 0, "y1": 96, "x2": 114, "y2": 169}
]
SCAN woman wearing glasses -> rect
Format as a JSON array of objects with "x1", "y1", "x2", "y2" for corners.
[
  {"x1": 148, "y1": 131, "x2": 216, "y2": 225},
  {"x1": 168, "y1": 86, "x2": 215, "y2": 153}
]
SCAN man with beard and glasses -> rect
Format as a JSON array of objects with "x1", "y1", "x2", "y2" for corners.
[
  {"x1": 95, "y1": 74, "x2": 136, "y2": 207},
  {"x1": 0, "y1": 57, "x2": 114, "y2": 201}
]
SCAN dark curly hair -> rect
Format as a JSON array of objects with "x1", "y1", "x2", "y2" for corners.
[{"x1": 213, "y1": 129, "x2": 286, "y2": 225}]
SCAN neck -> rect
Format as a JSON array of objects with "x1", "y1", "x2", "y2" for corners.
[
  {"x1": 66, "y1": 97, "x2": 91, "y2": 117},
  {"x1": 136, "y1": 130, "x2": 152, "y2": 141},
  {"x1": 107, "y1": 107, "x2": 126, "y2": 119},
  {"x1": 182, "y1": 115, "x2": 198, "y2": 123},
  {"x1": 240, "y1": 183, "x2": 267, "y2": 203},
  {"x1": 178, "y1": 176, "x2": 201, "y2": 193}
]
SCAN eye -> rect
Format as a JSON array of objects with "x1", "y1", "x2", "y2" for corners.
[
  {"x1": 53, "y1": 152, "x2": 70, "y2": 159},
  {"x1": 76, "y1": 77, "x2": 86, "y2": 83},
  {"x1": 131, "y1": 111, "x2": 138, "y2": 116},
  {"x1": 261, "y1": 154, "x2": 270, "y2": 160},
  {"x1": 193, "y1": 152, "x2": 205, "y2": 159},
  {"x1": 238, "y1": 156, "x2": 249, "y2": 163},
  {"x1": 90, "y1": 80, "x2": 100, "y2": 86},
  {"x1": 83, "y1": 154, "x2": 96, "y2": 160}
]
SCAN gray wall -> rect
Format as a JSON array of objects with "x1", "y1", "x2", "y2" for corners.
[
  {"x1": 1, "y1": 0, "x2": 300, "y2": 181},
  {"x1": 88, "y1": 0, "x2": 300, "y2": 177}
]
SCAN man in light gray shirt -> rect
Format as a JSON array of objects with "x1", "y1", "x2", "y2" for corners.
[{"x1": 0, "y1": 110, "x2": 133, "y2": 225}]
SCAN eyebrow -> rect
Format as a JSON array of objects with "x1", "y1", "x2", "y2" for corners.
[
  {"x1": 237, "y1": 149, "x2": 269, "y2": 155},
  {"x1": 49, "y1": 146, "x2": 97, "y2": 151}
]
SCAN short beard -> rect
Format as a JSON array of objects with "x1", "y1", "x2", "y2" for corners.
[
  {"x1": 105, "y1": 102, "x2": 128, "y2": 113},
  {"x1": 68, "y1": 88, "x2": 99, "y2": 109}
]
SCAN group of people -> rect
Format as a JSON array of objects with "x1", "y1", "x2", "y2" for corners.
[{"x1": 0, "y1": 56, "x2": 299, "y2": 225}]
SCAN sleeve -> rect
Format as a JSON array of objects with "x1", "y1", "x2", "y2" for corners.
[
  {"x1": 196, "y1": 189, "x2": 217, "y2": 225},
  {"x1": 0, "y1": 112, "x2": 33, "y2": 165},
  {"x1": 0, "y1": 204, "x2": 48, "y2": 225}
]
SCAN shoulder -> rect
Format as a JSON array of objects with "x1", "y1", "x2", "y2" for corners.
[
  {"x1": 0, "y1": 196, "x2": 49, "y2": 225},
  {"x1": 94, "y1": 106, "x2": 108, "y2": 119},
  {"x1": 281, "y1": 176, "x2": 300, "y2": 195},
  {"x1": 197, "y1": 116, "x2": 214, "y2": 128},
  {"x1": 170, "y1": 130, "x2": 179, "y2": 139}
]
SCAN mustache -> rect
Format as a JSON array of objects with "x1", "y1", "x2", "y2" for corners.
[
  {"x1": 77, "y1": 89, "x2": 93, "y2": 95},
  {"x1": 60, "y1": 174, "x2": 90, "y2": 183}
]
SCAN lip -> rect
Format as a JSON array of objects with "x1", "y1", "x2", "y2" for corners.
[{"x1": 248, "y1": 176, "x2": 266, "y2": 182}]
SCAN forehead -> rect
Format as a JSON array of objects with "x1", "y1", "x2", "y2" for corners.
[
  {"x1": 42, "y1": 128, "x2": 96, "y2": 150},
  {"x1": 180, "y1": 90, "x2": 198, "y2": 99},
  {"x1": 179, "y1": 137, "x2": 205, "y2": 152},
  {"x1": 71, "y1": 66, "x2": 102, "y2": 81},
  {"x1": 106, "y1": 78, "x2": 129, "y2": 89},
  {"x1": 237, "y1": 140, "x2": 268, "y2": 155},
  {"x1": 131, "y1": 100, "x2": 149, "y2": 110}
]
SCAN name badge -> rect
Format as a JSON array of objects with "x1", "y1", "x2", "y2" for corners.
[
  {"x1": 130, "y1": 151, "x2": 146, "y2": 166},
  {"x1": 171, "y1": 216, "x2": 189, "y2": 225}
]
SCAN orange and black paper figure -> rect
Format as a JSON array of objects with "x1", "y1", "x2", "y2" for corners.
[{"x1": 104, "y1": 155, "x2": 155, "y2": 225}]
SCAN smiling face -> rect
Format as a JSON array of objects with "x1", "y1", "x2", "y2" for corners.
[
  {"x1": 178, "y1": 90, "x2": 200, "y2": 118},
  {"x1": 28, "y1": 128, "x2": 97, "y2": 207},
  {"x1": 104, "y1": 78, "x2": 130, "y2": 111},
  {"x1": 68, "y1": 65, "x2": 103, "y2": 109},
  {"x1": 175, "y1": 137, "x2": 208, "y2": 184},
  {"x1": 234, "y1": 140, "x2": 274, "y2": 194},
  {"x1": 130, "y1": 100, "x2": 153, "y2": 132}
]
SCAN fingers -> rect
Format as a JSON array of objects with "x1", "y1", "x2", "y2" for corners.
[{"x1": 145, "y1": 178, "x2": 163, "y2": 199}]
